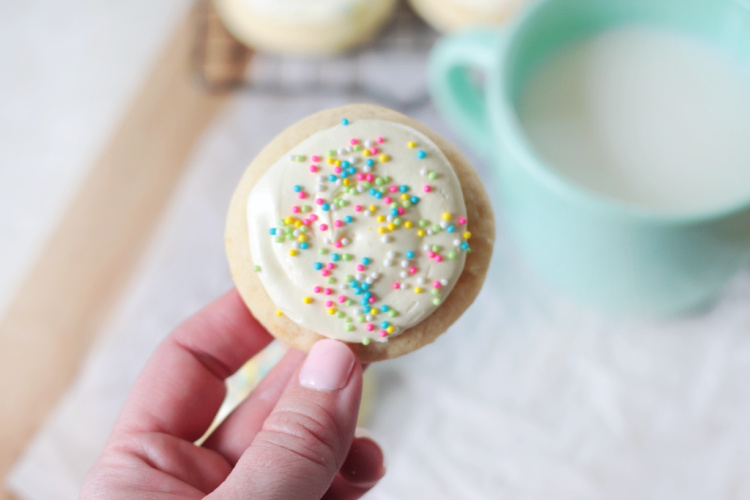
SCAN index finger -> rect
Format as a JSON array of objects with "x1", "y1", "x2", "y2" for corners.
[{"x1": 112, "y1": 289, "x2": 273, "y2": 442}]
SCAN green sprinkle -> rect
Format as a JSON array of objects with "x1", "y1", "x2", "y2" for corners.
[
  {"x1": 362, "y1": 181, "x2": 371, "y2": 189},
  {"x1": 346, "y1": 324, "x2": 355, "y2": 332},
  {"x1": 362, "y1": 337, "x2": 371, "y2": 346},
  {"x1": 346, "y1": 274, "x2": 355, "y2": 281},
  {"x1": 302, "y1": 205, "x2": 312, "y2": 213},
  {"x1": 295, "y1": 155, "x2": 305, "y2": 162},
  {"x1": 431, "y1": 245, "x2": 440, "y2": 252},
  {"x1": 428, "y1": 171, "x2": 438, "y2": 180},
  {"x1": 345, "y1": 317, "x2": 353, "y2": 323},
  {"x1": 318, "y1": 248, "x2": 328, "y2": 255},
  {"x1": 431, "y1": 289, "x2": 439, "y2": 295},
  {"x1": 388, "y1": 310, "x2": 397, "y2": 318},
  {"x1": 383, "y1": 176, "x2": 391, "y2": 182},
  {"x1": 353, "y1": 144, "x2": 362, "y2": 152},
  {"x1": 342, "y1": 253, "x2": 352, "y2": 261},
  {"x1": 393, "y1": 217, "x2": 402, "y2": 226},
  {"x1": 448, "y1": 251, "x2": 457, "y2": 260},
  {"x1": 390, "y1": 202, "x2": 398, "y2": 209},
  {"x1": 402, "y1": 200, "x2": 411, "y2": 208},
  {"x1": 253, "y1": 265, "x2": 261, "y2": 272},
  {"x1": 432, "y1": 298, "x2": 441, "y2": 306},
  {"x1": 284, "y1": 227, "x2": 293, "y2": 234},
  {"x1": 432, "y1": 224, "x2": 442, "y2": 232},
  {"x1": 336, "y1": 311, "x2": 345, "y2": 319},
  {"x1": 328, "y1": 149, "x2": 336, "y2": 157},
  {"x1": 277, "y1": 218, "x2": 285, "y2": 226},
  {"x1": 357, "y1": 315, "x2": 366, "y2": 323},
  {"x1": 419, "y1": 219, "x2": 429, "y2": 228},
  {"x1": 299, "y1": 225, "x2": 308, "y2": 233},
  {"x1": 327, "y1": 278, "x2": 336, "y2": 284},
  {"x1": 274, "y1": 236, "x2": 283, "y2": 243},
  {"x1": 345, "y1": 299, "x2": 354, "y2": 306},
  {"x1": 375, "y1": 177, "x2": 385, "y2": 186}
]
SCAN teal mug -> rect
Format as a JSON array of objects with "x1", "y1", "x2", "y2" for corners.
[{"x1": 429, "y1": 0, "x2": 750, "y2": 316}]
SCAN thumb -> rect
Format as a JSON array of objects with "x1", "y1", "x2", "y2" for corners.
[{"x1": 210, "y1": 339, "x2": 364, "y2": 500}]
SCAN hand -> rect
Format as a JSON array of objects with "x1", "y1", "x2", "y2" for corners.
[{"x1": 81, "y1": 290, "x2": 385, "y2": 499}]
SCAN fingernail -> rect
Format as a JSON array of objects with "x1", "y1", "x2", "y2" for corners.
[
  {"x1": 299, "y1": 339, "x2": 355, "y2": 391},
  {"x1": 340, "y1": 429, "x2": 387, "y2": 485}
]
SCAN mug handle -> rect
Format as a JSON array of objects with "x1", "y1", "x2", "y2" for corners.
[{"x1": 429, "y1": 30, "x2": 505, "y2": 156}]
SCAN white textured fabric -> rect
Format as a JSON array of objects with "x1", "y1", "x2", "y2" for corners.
[{"x1": 8, "y1": 94, "x2": 750, "y2": 500}]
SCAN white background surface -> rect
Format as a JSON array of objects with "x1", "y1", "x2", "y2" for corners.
[{"x1": 5, "y1": 2, "x2": 750, "y2": 499}]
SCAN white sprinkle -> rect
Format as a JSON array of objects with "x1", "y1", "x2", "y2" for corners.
[
  {"x1": 386, "y1": 215, "x2": 393, "y2": 223},
  {"x1": 400, "y1": 271, "x2": 408, "y2": 279},
  {"x1": 338, "y1": 148, "x2": 346, "y2": 155},
  {"x1": 420, "y1": 168, "x2": 427, "y2": 176},
  {"x1": 349, "y1": 156, "x2": 357, "y2": 164},
  {"x1": 381, "y1": 235, "x2": 391, "y2": 243},
  {"x1": 384, "y1": 259, "x2": 393, "y2": 267},
  {"x1": 356, "y1": 273, "x2": 365, "y2": 281},
  {"x1": 364, "y1": 140, "x2": 373, "y2": 147},
  {"x1": 292, "y1": 242, "x2": 300, "y2": 249},
  {"x1": 363, "y1": 165, "x2": 372, "y2": 173},
  {"x1": 423, "y1": 244, "x2": 430, "y2": 251},
  {"x1": 387, "y1": 250, "x2": 396, "y2": 258},
  {"x1": 293, "y1": 229, "x2": 300, "y2": 237},
  {"x1": 400, "y1": 260, "x2": 409, "y2": 268},
  {"x1": 316, "y1": 184, "x2": 326, "y2": 192},
  {"x1": 417, "y1": 277, "x2": 426, "y2": 285},
  {"x1": 364, "y1": 210, "x2": 372, "y2": 217},
  {"x1": 440, "y1": 221, "x2": 448, "y2": 229},
  {"x1": 346, "y1": 146, "x2": 352, "y2": 153},
  {"x1": 340, "y1": 284, "x2": 348, "y2": 290},
  {"x1": 400, "y1": 283, "x2": 408, "y2": 290},
  {"x1": 366, "y1": 314, "x2": 373, "y2": 322},
  {"x1": 324, "y1": 237, "x2": 331, "y2": 244},
  {"x1": 336, "y1": 179, "x2": 343, "y2": 186},
  {"x1": 365, "y1": 277, "x2": 374, "y2": 285},
  {"x1": 357, "y1": 185, "x2": 365, "y2": 193},
  {"x1": 453, "y1": 239, "x2": 461, "y2": 246},
  {"x1": 341, "y1": 238, "x2": 349, "y2": 245},
  {"x1": 288, "y1": 154, "x2": 295, "y2": 161},
  {"x1": 426, "y1": 229, "x2": 434, "y2": 236},
  {"x1": 317, "y1": 175, "x2": 326, "y2": 183},
  {"x1": 371, "y1": 272, "x2": 379, "y2": 279},
  {"x1": 440, "y1": 278, "x2": 448, "y2": 286}
]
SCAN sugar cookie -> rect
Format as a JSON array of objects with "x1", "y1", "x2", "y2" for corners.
[
  {"x1": 409, "y1": 0, "x2": 525, "y2": 33},
  {"x1": 226, "y1": 104, "x2": 494, "y2": 361},
  {"x1": 214, "y1": 0, "x2": 398, "y2": 55}
]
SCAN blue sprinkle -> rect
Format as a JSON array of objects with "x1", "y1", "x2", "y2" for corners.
[
  {"x1": 321, "y1": 203, "x2": 330, "y2": 211},
  {"x1": 417, "y1": 150, "x2": 427, "y2": 159},
  {"x1": 461, "y1": 242, "x2": 470, "y2": 250},
  {"x1": 380, "y1": 321, "x2": 389, "y2": 329},
  {"x1": 341, "y1": 118, "x2": 349, "y2": 126},
  {"x1": 344, "y1": 215, "x2": 353, "y2": 223},
  {"x1": 361, "y1": 283, "x2": 370, "y2": 291},
  {"x1": 349, "y1": 280, "x2": 359, "y2": 288},
  {"x1": 331, "y1": 253, "x2": 340, "y2": 262},
  {"x1": 390, "y1": 208, "x2": 398, "y2": 217},
  {"x1": 354, "y1": 288, "x2": 363, "y2": 296},
  {"x1": 399, "y1": 185, "x2": 408, "y2": 193},
  {"x1": 366, "y1": 159, "x2": 374, "y2": 167},
  {"x1": 362, "y1": 257, "x2": 371, "y2": 265},
  {"x1": 347, "y1": 167, "x2": 356, "y2": 175},
  {"x1": 380, "y1": 305, "x2": 389, "y2": 312},
  {"x1": 362, "y1": 306, "x2": 370, "y2": 314},
  {"x1": 299, "y1": 242, "x2": 309, "y2": 250},
  {"x1": 341, "y1": 161, "x2": 350, "y2": 168},
  {"x1": 405, "y1": 251, "x2": 414, "y2": 259},
  {"x1": 293, "y1": 185, "x2": 302, "y2": 192},
  {"x1": 360, "y1": 297, "x2": 369, "y2": 305},
  {"x1": 375, "y1": 192, "x2": 383, "y2": 199},
  {"x1": 328, "y1": 174, "x2": 337, "y2": 182},
  {"x1": 269, "y1": 228, "x2": 277, "y2": 235},
  {"x1": 410, "y1": 196, "x2": 420, "y2": 204},
  {"x1": 340, "y1": 171, "x2": 349, "y2": 178},
  {"x1": 364, "y1": 291, "x2": 372, "y2": 300},
  {"x1": 446, "y1": 225, "x2": 455, "y2": 233},
  {"x1": 369, "y1": 188, "x2": 377, "y2": 196},
  {"x1": 314, "y1": 262, "x2": 323, "y2": 270}
]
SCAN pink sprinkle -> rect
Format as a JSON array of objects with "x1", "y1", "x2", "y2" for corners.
[
  {"x1": 334, "y1": 166, "x2": 342, "y2": 174},
  {"x1": 389, "y1": 185, "x2": 398, "y2": 193},
  {"x1": 408, "y1": 266, "x2": 417, "y2": 275},
  {"x1": 384, "y1": 196, "x2": 392, "y2": 204},
  {"x1": 369, "y1": 297, "x2": 376, "y2": 303},
  {"x1": 309, "y1": 165, "x2": 318, "y2": 173},
  {"x1": 357, "y1": 264, "x2": 365, "y2": 272},
  {"x1": 334, "y1": 220, "x2": 343, "y2": 228},
  {"x1": 366, "y1": 324, "x2": 374, "y2": 332},
  {"x1": 376, "y1": 136, "x2": 384, "y2": 143},
  {"x1": 350, "y1": 138, "x2": 358, "y2": 145},
  {"x1": 435, "y1": 255, "x2": 443, "y2": 263},
  {"x1": 433, "y1": 281, "x2": 442, "y2": 288},
  {"x1": 302, "y1": 218, "x2": 311, "y2": 225},
  {"x1": 334, "y1": 241, "x2": 343, "y2": 248},
  {"x1": 324, "y1": 288, "x2": 333, "y2": 295},
  {"x1": 397, "y1": 207, "x2": 405, "y2": 215},
  {"x1": 311, "y1": 155, "x2": 320, "y2": 162},
  {"x1": 366, "y1": 174, "x2": 374, "y2": 182},
  {"x1": 338, "y1": 295, "x2": 346, "y2": 303},
  {"x1": 321, "y1": 270, "x2": 330, "y2": 277},
  {"x1": 357, "y1": 173, "x2": 365, "y2": 181},
  {"x1": 380, "y1": 330, "x2": 387, "y2": 338},
  {"x1": 392, "y1": 282, "x2": 400, "y2": 289},
  {"x1": 316, "y1": 198, "x2": 324, "y2": 205},
  {"x1": 310, "y1": 214, "x2": 318, "y2": 222},
  {"x1": 458, "y1": 217, "x2": 467, "y2": 225},
  {"x1": 427, "y1": 251, "x2": 436, "y2": 258},
  {"x1": 325, "y1": 300, "x2": 333, "y2": 307},
  {"x1": 423, "y1": 185, "x2": 432, "y2": 193},
  {"x1": 292, "y1": 206, "x2": 300, "y2": 213},
  {"x1": 319, "y1": 223, "x2": 328, "y2": 231},
  {"x1": 354, "y1": 205, "x2": 363, "y2": 212},
  {"x1": 326, "y1": 262, "x2": 334, "y2": 270},
  {"x1": 313, "y1": 286, "x2": 322, "y2": 293},
  {"x1": 297, "y1": 192, "x2": 306, "y2": 199},
  {"x1": 370, "y1": 148, "x2": 378, "y2": 155}
]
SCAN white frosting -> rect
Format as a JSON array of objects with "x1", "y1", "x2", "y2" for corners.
[
  {"x1": 247, "y1": 119, "x2": 472, "y2": 344},
  {"x1": 241, "y1": 0, "x2": 369, "y2": 24},
  {"x1": 451, "y1": 0, "x2": 522, "y2": 15}
]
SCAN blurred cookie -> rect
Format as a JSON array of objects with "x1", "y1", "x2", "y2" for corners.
[
  {"x1": 409, "y1": 0, "x2": 526, "y2": 33},
  {"x1": 226, "y1": 104, "x2": 495, "y2": 362},
  {"x1": 214, "y1": 0, "x2": 398, "y2": 55}
]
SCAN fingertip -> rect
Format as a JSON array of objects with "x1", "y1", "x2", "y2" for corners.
[
  {"x1": 299, "y1": 339, "x2": 358, "y2": 391},
  {"x1": 339, "y1": 431, "x2": 386, "y2": 487}
]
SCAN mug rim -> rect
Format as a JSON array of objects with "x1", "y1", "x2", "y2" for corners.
[{"x1": 492, "y1": 0, "x2": 750, "y2": 224}]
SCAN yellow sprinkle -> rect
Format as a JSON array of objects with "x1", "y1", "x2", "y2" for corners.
[
  {"x1": 327, "y1": 157, "x2": 335, "y2": 165},
  {"x1": 407, "y1": 141, "x2": 416, "y2": 148},
  {"x1": 442, "y1": 212, "x2": 452, "y2": 221},
  {"x1": 370, "y1": 308, "x2": 379, "y2": 315},
  {"x1": 298, "y1": 234, "x2": 308, "y2": 242},
  {"x1": 289, "y1": 249, "x2": 298, "y2": 257},
  {"x1": 379, "y1": 154, "x2": 390, "y2": 162},
  {"x1": 363, "y1": 149, "x2": 371, "y2": 157},
  {"x1": 294, "y1": 221, "x2": 302, "y2": 228},
  {"x1": 401, "y1": 194, "x2": 409, "y2": 201},
  {"x1": 404, "y1": 221, "x2": 413, "y2": 229},
  {"x1": 377, "y1": 215, "x2": 386, "y2": 223},
  {"x1": 463, "y1": 231, "x2": 472, "y2": 240},
  {"x1": 342, "y1": 178, "x2": 350, "y2": 186},
  {"x1": 284, "y1": 216, "x2": 293, "y2": 225},
  {"x1": 328, "y1": 307, "x2": 337, "y2": 315},
  {"x1": 387, "y1": 223, "x2": 395, "y2": 231},
  {"x1": 386, "y1": 326, "x2": 395, "y2": 334},
  {"x1": 275, "y1": 309, "x2": 283, "y2": 316},
  {"x1": 335, "y1": 160, "x2": 341, "y2": 167},
  {"x1": 369, "y1": 205, "x2": 377, "y2": 212},
  {"x1": 414, "y1": 286, "x2": 423, "y2": 294},
  {"x1": 303, "y1": 297, "x2": 312, "y2": 304},
  {"x1": 378, "y1": 227, "x2": 387, "y2": 234},
  {"x1": 417, "y1": 229, "x2": 425, "y2": 237}
]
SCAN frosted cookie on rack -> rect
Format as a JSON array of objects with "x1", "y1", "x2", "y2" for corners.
[
  {"x1": 214, "y1": 0, "x2": 398, "y2": 56},
  {"x1": 408, "y1": 0, "x2": 526, "y2": 33},
  {"x1": 226, "y1": 104, "x2": 494, "y2": 362}
]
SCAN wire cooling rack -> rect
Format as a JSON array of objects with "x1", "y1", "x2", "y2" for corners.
[{"x1": 191, "y1": 0, "x2": 438, "y2": 111}]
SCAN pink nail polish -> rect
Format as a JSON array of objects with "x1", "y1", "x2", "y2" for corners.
[{"x1": 299, "y1": 339, "x2": 355, "y2": 391}]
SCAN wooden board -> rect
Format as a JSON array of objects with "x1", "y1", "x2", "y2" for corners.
[{"x1": 0, "y1": 4, "x2": 250, "y2": 498}]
